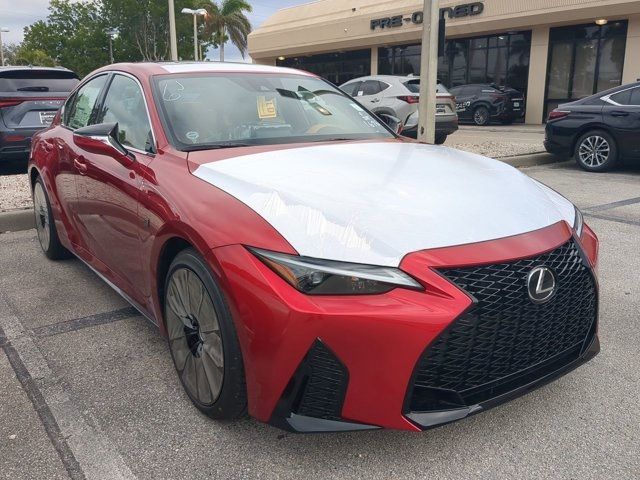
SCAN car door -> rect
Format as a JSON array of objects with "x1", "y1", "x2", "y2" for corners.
[
  {"x1": 452, "y1": 86, "x2": 475, "y2": 120},
  {"x1": 72, "y1": 73, "x2": 156, "y2": 306},
  {"x1": 603, "y1": 86, "x2": 640, "y2": 158},
  {"x1": 354, "y1": 80, "x2": 384, "y2": 110},
  {"x1": 53, "y1": 74, "x2": 110, "y2": 246}
]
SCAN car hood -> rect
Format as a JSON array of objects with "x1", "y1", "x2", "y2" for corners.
[{"x1": 193, "y1": 141, "x2": 575, "y2": 267}]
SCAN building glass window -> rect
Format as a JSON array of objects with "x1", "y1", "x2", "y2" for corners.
[
  {"x1": 277, "y1": 49, "x2": 371, "y2": 86},
  {"x1": 379, "y1": 31, "x2": 531, "y2": 97},
  {"x1": 544, "y1": 21, "x2": 628, "y2": 116}
]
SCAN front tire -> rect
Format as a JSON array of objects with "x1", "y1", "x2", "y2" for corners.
[
  {"x1": 473, "y1": 106, "x2": 490, "y2": 126},
  {"x1": 32, "y1": 176, "x2": 70, "y2": 260},
  {"x1": 574, "y1": 130, "x2": 618, "y2": 172},
  {"x1": 164, "y1": 248, "x2": 247, "y2": 420}
]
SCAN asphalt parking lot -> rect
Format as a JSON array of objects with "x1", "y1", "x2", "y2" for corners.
[{"x1": 1, "y1": 160, "x2": 639, "y2": 480}]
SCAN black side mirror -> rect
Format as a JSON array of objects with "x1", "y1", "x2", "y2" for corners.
[
  {"x1": 377, "y1": 113, "x2": 403, "y2": 134},
  {"x1": 73, "y1": 122, "x2": 132, "y2": 162}
]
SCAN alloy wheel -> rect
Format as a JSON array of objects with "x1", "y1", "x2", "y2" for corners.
[
  {"x1": 578, "y1": 135, "x2": 610, "y2": 167},
  {"x1": 33, "y1": 182, "x2": 50, "y2": 252},
  {"x1": 166, "y1": 267, "x2": 224, "y2": 405},
  {"x1": 474, "y1": 107, "x2": 489, "y2": 126}
]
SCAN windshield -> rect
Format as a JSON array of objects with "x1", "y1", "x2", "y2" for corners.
[{"x1": 153, "y1": 73, "x2": 394, "y2": 150}]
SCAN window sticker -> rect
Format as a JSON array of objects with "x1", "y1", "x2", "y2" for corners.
[{"x1": 257, "y1": 96, "x2": 277, "y2": 119}]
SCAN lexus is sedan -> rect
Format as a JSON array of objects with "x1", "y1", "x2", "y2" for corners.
[
  {"x1": 29, "y1": 62, "x2": 600, "y2": 433},
  {"x1": 545, "y1": 81, "x2": 640, "y2": 172}
]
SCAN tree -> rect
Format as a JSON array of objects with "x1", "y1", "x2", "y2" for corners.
[
  {"x1": 22, "y1": 0, "x2": 110, "y2": 76},
  {"x1": 14, "y1": 47, "x2": 56, "y2": 67},
  {"x1": 200, "y1": 0, "x2": 252, "y2": 61},
  {"x1": 102, "y1": 0, "x2": 197, "y2": 62}
]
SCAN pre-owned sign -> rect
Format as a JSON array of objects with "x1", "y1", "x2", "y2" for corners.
[{"x1": 370, "y1": 2, "x2": 484, "y2": 30}]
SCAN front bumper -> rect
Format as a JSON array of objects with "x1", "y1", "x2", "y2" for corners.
[{"x1": 214, "y1": 221, "x2": 598, "y2": 432}]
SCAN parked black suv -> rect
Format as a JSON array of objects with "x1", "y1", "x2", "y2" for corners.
[
  {"x1": 0, "y1": 66, "x2": 79, "y2": 162},
  {"x1": 449, "y1": 84, "x2": 525, "y2": 126},
  {"x1": 544, "y1": 81, "x2": 640, "y2": 172}
]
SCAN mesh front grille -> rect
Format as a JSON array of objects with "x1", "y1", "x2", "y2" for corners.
[
  {"x1": 414, "y1": 241, "x2": 596, "y2": 397},
  {"x1": 296, "y1": 342, "x2": 348, "y2": 420}
]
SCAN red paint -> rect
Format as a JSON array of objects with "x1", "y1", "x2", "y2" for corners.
[{"x1": 28, "y1": 63, "x2": 599, "y2": 432}]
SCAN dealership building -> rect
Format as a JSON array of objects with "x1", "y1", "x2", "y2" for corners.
[{"x1": 247, "y1": 0, "x2": 640, "y2": 124}]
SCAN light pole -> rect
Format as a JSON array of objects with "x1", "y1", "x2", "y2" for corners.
[
  {"x1": 0, "y1": 28, "x2": 9, "y2": 67},
  {"x1": 106, "y1": 29, "x2": 118, "y2": 64},
  {"x1": 417, "y1": 0, "x2": 439, "y2": 144},
  {"x1": 181, "y1": 8, "x2": 207, "y2": 61},
  {"x1": 168, "y1": 0, "x2": 178, "y2": 61}
]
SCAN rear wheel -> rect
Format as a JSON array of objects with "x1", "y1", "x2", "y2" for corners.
[
  {"x1": 164, "y1": 248, "x2": 247, "y2": 419},
  {"x1": 473, "y1": 106, "x2": 490, "y2": 126},
  {"x1": 33, "y1": 176, "x2": 70, "y2": 260},
  {"x1": 574, "y1": 130, "x2": 618, "y2": 172}
]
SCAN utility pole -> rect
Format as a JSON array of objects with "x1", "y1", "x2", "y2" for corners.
[
  {"x1": 192, "y1": 14, "x2": 198, "y2": 60},
  {"x1": 168, "y1": 0, "x2": 178, "y2": 61},
  {"x1": 106, "y1": 29, "x2": 118, "y2": 64},
  {"x1": 417, "y1": 0, "x2": 440, "y2": 144},
  {"x1": 0, "y1": 28, "x2": 9, "y2": 67}
]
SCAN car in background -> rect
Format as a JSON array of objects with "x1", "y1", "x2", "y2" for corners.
[
  {"x1": 340, "y1": 75, "x2": 458, "y2": 144},
  {"x1": 544, "y1": 81, "x2": 640, "y2": 172},
  {"x1": 450, "y1": 84, "x2": 525, "y2": 126},
  {"x1": 0, "y1": 66, "x2": 79, "y2": 162}
]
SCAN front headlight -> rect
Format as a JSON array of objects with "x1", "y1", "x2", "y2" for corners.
[
  {"x1": 574, "y1": 206, "x2": 584, "y2": 237},
  {"x1": 249, "y1": 248, "x2": 423, "y2": 295}
]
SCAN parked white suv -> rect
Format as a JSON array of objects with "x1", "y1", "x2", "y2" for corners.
[{"x1": 340, "y1": 75, "x2": 458, "y2": 144}]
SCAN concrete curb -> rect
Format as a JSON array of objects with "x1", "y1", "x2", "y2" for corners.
[
  {"x1": 0, "y1": 208, "x2": 34, "y2": 233},
  {"x1": 498, "y1": 152, "x2": 564, "y2": 168}
]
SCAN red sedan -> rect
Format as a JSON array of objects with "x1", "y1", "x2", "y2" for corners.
[{"x1": 29, "y1": 62, "x2": 600, "y2": 432}]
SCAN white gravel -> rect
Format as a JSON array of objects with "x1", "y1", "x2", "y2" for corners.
[
  {"x1": 0, "y1": 174, "x2": 31, "y2": 212},
  {"x1": 447, "y1": 142, "x2": 544, "y2": 158}
]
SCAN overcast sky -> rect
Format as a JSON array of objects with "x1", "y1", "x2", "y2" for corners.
[{"x1": 0, "y1": 0, "x2": 302, "y2": 62}]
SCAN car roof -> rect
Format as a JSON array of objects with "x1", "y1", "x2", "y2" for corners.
[
  {"x1": 90, "y1": 61, "x2": 317, "y2": 79},
  {"x1": 0, "y1": 65, "x2": 77, "y2": 74}
]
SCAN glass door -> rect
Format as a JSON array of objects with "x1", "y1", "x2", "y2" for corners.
[{"x1": 544, "y1": 21, "x2": 628, "y2": 117}]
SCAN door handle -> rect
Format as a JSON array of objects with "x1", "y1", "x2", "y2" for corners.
[
  {"x1": 611, "y1": 111, "x2": 629, "y2": 117},
  {"x1": 371, "y1": 98, "x2": 380, "y2": 103},
  {"x1": 74, "y1": 157, "x2": 88, "y2": 174}
]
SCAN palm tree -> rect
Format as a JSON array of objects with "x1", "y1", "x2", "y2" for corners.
[{"x1": 200, "y1": 0, "x2": 252, "y2": 62}]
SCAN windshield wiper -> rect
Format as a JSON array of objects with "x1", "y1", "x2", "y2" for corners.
[
  {"x1": 17, "y1": 86, "x2": 50, "y2": 92},
  {"x1": 184, "y1": 142, "x2": 253, "y2": 152}
]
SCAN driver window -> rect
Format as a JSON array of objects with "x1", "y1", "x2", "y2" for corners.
[{"x1": 98, "y1": 75, "x2": 154, "y2": 153}]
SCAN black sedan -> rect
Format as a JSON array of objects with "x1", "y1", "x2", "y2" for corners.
[
  {"x1": 545, "y1": 81, "x2": 640, "y2": 172},
  {"x1": 449, "y1": 84, "x2": 525, "y2": 126}
]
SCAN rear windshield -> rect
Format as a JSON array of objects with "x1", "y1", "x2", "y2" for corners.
[
  {"x1": 404, "y1": 80, "x2": 450, "y2": 94},
  {"x1": 0, "y1": 70, "x2": 80, "y2": 93}
]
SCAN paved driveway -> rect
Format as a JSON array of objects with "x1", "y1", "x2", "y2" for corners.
[{"x1": 1, "y1": 161, "x2": 639, "y2": 480}]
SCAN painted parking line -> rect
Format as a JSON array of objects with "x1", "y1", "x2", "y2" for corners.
[
  {"x1": 31, "y1": 307, "x2": 139, "y2": 339},
  {"x1": 0, "y1": 294, "x2": 137, "y2": 480},
  {"x1": 585, "y1": 196, "x2": 640, "y2": 213}
]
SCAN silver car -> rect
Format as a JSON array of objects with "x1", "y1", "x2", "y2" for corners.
[{"x1": 340, "y1": 75, "x2": 458, "y2": 144}]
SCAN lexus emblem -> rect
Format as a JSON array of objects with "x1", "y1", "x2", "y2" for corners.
[{"x1": 527, "y1": 267, "x2": 557, "y2": 304}]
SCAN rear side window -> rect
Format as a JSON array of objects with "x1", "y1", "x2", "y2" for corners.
[
  {"x1": 629, "y1": 88, "x2": 640, "y2": 106},
  {"x1": 361, "y1": 80, "x2": 384, "y2": 96},
  {"x1": 0, "y1": 70, "x2": 79, "y2": 93},
  {"x1": 610, "y1": 89, "x2": 632, "y2": 105},
  {"x1": 63, "y1": 75, "x2": 108, "y2": 130}
]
